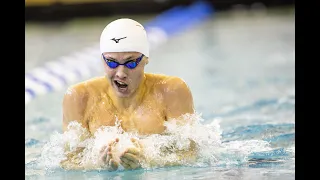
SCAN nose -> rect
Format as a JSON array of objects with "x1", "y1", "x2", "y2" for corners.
[{"x1": 115, "y1": 65, "x2": 128, "y2": 79}]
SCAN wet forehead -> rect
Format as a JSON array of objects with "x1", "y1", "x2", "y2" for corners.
[{"x1": 103, "y1": 52, "x2": 141, "y2": 62}]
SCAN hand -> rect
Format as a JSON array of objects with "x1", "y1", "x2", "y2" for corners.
[
  {"x1": 119, "y1": 138, "x2": 144, "y2": 170},
  {"x1": 99, "y1": 138, "x2": 119, "y2": 171}
]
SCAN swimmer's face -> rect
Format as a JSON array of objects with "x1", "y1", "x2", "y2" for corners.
[{"x1": 102, "y1": 52, "x2": 147, "y2": 98}]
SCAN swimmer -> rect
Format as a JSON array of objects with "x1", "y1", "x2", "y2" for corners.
[{"x1": 61, "y1": 18, "x2": 197, "y2": 171}]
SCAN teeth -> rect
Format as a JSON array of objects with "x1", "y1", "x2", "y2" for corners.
[{"x1": 116, "y1": 81, "x2": 126, "y2": 85}]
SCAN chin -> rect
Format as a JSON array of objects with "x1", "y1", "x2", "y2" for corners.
[
  {"x1": 115, "y1": 92, "x2": 131, "y2": 98},
  {"x1": 113, "y1": 87, "x2": 132, "y2": 98}
]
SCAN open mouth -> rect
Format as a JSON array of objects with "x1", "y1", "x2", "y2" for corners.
[{"x1": 114, "y1": 80, "x2": 128, "y2": 90}]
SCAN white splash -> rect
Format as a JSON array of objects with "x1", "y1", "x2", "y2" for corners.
[{"x1": 39, "y1": 113, "x2": 272, "y2": 171}]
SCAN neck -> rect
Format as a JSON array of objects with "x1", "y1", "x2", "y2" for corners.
[{"x1": 107, "y1": 75, "x2": 147, "y2": 112}]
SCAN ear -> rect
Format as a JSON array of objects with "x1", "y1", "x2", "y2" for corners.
[
  {"x1": 144, "y1": 57, "x2": 149, "y2": 65},
  {"x1": 100, "y1": 54, "x2": 105, "y2": 62}
]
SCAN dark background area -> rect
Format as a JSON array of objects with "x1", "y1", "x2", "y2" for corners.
[{"x1": 25, "y1": 0, "x2": 295, "y2": 22}]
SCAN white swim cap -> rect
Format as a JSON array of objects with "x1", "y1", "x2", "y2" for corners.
[{"x1": 100, "y1": 18, "x2": 149, "y2": 57}]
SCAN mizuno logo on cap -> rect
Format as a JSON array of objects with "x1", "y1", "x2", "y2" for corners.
[{"x1": 111, "y1": 37, "x2": 127, "y2": 43}]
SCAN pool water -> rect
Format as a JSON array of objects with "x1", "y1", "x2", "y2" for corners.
[{"x1": 25, "y1": 8, "x2": 295, "y2": 180}]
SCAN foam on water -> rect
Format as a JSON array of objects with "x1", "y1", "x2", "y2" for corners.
[{"x1": 37, "y1": 113, "x2": 276, "y2": 172}]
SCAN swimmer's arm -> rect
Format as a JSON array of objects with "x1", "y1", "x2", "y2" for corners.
[
  {"x1": 162, "y1": 77, "x2": 198, "y2": 163},
  {"x1": 61, "y1": 85, "x2": 90, "y2": 170},
  {"x1": 62, "y1": 85, "x2": 89, "y2": 132},
  {"x1": 60, "y1": 147, "x2": 86, "y2": 170},
  {"x1": 164, "y1": 76, "x2": 195, "y2": 119}
]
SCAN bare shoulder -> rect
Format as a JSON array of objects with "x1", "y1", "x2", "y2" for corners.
[
  {"x1": 62, "y1": 76, "x2": 107, "y2": 131},
  {"x1": 64, "y1": 82, "x2": 87, "y2": 103},
  {"x1": 63, "y1": 76, "x2": 108, "y2": 108},
  {"x1": 164, "y1": 76, "x2": 192, "y2": 103},
  {"x1": 146, "y1": 73, "x2": 194, "y2": 118},
  {"x1": 164, "y1": 76, "x2": 189, "y2": 91},
  {"x1": 145, "y1": 73, "x2": 193, "y2": 102}
]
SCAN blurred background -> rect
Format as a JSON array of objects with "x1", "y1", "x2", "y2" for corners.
[
  {"x1": 25, "y1": 0, "x2": 294, "y2": 22},
  {"x1": 25, "y1": 0, "x2": 294, "y2": 73}
]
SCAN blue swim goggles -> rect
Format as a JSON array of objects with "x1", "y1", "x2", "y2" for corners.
[{"x1": 102, "y1": 53, "x2": 144, "y2": 69}]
